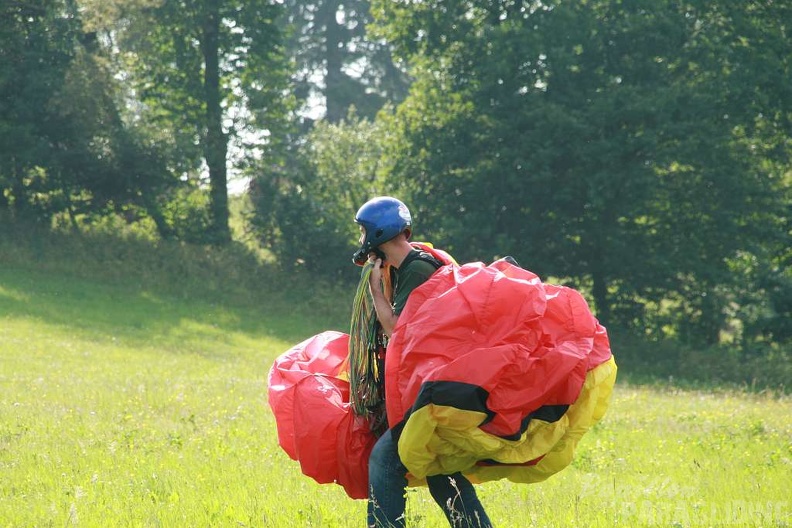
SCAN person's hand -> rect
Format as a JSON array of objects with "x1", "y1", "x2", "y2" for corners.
[
  {"x1": 368, "y1": 255, "x2": 383, "y2": 289},
  {"x1": 366, "y1": 253, "x2": 397, "y2": 336}
]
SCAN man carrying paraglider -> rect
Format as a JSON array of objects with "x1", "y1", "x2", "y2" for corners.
[
  {"x1": 353, "y1": 196, "x2": 492, "y2": 527},
  {"x1": 267, "y1": 196, "x2": 617, "y2": 528}
]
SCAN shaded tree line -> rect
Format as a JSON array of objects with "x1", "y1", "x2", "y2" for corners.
[
  {"x1": 1, "y1": 0, "x2": 789, "y2": 354},
  {"x1": 0, "y1": 0, "x2": 172, "y2": 230}
]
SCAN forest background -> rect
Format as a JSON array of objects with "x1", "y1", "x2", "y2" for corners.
[{"x1": 1, "y1": 0, "x2": 790, "y2": 388}]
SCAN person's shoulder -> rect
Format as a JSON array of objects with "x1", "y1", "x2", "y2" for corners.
[
  {"x1": 406, "y1": 258, "x2": 439, "y2": 276},
  {"x1": 402, "y1": 250, "x2": 442, "y2": 274}
]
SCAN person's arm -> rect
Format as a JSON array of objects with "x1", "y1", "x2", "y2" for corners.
[{"x1": 368, "y1": 257, "x2": 399, "y2": 337}]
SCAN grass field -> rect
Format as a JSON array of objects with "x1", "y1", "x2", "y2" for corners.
[{"x1": 1, "y1": 252, "x2": 790, "y2": 527}]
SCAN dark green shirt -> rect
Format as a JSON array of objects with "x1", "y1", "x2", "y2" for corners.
[{"x1": 391, "y1": 250, "x2": 441, "y2": 315}]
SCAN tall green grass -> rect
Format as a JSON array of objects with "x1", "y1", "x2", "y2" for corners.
[{"x1": 1, "y1": 223, "x2": 790, "y2": 527}]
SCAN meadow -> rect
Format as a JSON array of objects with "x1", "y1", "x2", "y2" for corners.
[{"x1": 0, "y1": 230, "x2": 790, "y2": 527}]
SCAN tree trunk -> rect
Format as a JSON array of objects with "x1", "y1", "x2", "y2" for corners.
[
  {"x1": 141, "y1": 191, "x2": 174, "y2": 240},
  {"x1": 381, "y1": 47, "x2": 408, "y2": 103},
  {"x1": 201, "y1": 0, "x2": 230, "y2": 244},
  {"x1": 322, "y1": 0, "x2": 344, "y2": 123},
  {"x1": 698, "y1": 287, "x2": 723, "y2": 346},
  {"x1": 591, "y1": 267, "x2": 610, "y2": 327}
]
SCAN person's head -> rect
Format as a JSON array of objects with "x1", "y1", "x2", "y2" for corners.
[{"x1": 352, "y1": 196, "x2": 412, "y2": 265}]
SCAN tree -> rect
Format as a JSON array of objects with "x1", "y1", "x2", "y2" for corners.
[
  {"x1": 282, "y1": 0, "x2": 409, "y2": 123},
  {"x1": 249, "y1": 111, "x2": 392, "y2": 279},
  {"x1": 117, "y1": 0, "x2": 291, "y2": 244},
  {"x1": 44, "y1": 40, "x2": 177, "y2": 230},
  {"x1": 0, "y1": 0, "x2": 176, "y2": 228},
  {"x1": 0, "y1": 0, "x2": 78, "y2": 218}
]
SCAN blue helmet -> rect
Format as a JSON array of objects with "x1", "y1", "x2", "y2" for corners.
[{"x1": 353, "y1": 196, "x2": 412, "y2": 265}]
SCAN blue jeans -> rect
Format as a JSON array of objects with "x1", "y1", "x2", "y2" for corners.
[{"x1": 368, "y1": 429, "x2": 492, "y2": 527}]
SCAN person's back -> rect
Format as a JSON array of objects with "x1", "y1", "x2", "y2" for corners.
[{"x1": 390, "y1": 249, "x2": 443, "y2": 316}]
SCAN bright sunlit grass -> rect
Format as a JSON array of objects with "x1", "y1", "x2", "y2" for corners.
[{"x1": 1, "y1": 260, "x2": 790, "y2": 527}]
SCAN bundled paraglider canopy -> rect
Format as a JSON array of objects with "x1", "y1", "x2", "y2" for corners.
[
  {"x1": 267, "y1": 331, "x2": 375, "y2": 499},
  {"x1": 267, "y1": 257, "x2": 617, "y2": 499},
  {"x1": 386, "y1": 259, "x2": 616, "y2": 484}
]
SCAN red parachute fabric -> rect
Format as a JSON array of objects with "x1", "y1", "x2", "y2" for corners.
[
  {"x1": 386, "y1": 260, "x2": 609, "y2": 431},
  {"x1": 386, "y1": 259, "x2": 615, "y2": 481},
  {"x1": 267, "y1": 258, "x2": 616, "y2": 498},
  {"x1": 267, "y1": 331, "x2": 375, "y2": 499}
]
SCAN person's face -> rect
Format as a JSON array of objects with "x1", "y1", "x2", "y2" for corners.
[{"x1": 358, "y1": 225, "x2": 386, "y2": 263}]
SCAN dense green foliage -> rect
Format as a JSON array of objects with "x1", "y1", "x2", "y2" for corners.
[
  {"x1": 0, "y1": 0, "x2": 789, "y2": 356},
  {"x1": 364, "y1": 0, "x2": 790, "y2": 350},
  {"x1": 282, "y1": 0, "x2": 409, "y2": 123},
  {"x1": 105, "y1": 0, "x2": 291, "y2": 243},
  {"x1": 0, "y1": 0, "x2": 291, "y2": 242},
  {"x1": 248, "y1": 111, "x2": 396, "y2": 279},
  {"x1": 0, "y1": 0, "x2": 175, "y2": 228}
]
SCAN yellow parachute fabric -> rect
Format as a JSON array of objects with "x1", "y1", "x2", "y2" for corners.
[{"x1": 402, "y1": 356, "x2": 617, "y2": 485}]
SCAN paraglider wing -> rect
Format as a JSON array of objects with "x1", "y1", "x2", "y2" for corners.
[
  {"x1": 386, "y1": 259, "x2": 616, "y2": 482},
  {"x1": 266, "y1": 258, "x2": 617, "y2": 496},
  {"x1": 267, "y1": 331, "x2": 375, "y2": 499}
]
